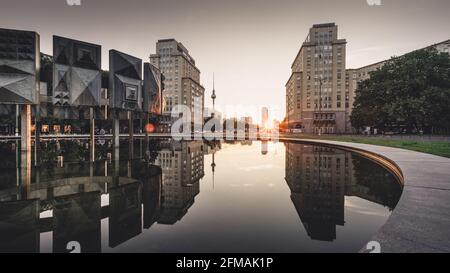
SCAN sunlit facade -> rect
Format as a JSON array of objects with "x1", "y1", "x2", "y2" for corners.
[{"x1": 286, "y1": 23, "x2": 347, "y2": 134}]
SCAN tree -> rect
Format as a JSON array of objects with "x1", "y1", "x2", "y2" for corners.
[{"x1": 351, "y1": 48, "x2": 450, "y2": 133}]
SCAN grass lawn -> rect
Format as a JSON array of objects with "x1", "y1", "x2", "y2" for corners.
[{"x1": 289, "y1": 135, "x2": 450, "y2": 158}]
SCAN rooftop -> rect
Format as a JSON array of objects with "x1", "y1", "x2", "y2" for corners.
[{"x1": 312, "y1": 23, "x2": 336, "y2": 28}]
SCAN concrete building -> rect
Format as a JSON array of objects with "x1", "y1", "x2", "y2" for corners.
[
  {"x1": 0, "y1": 28, "x2": 40, "y2": 148},
  {"x1": 150, "y1": 39, "x2": 204, "y2": 128},
  {"x1": 0, "y1": 27, "x2": 166, "y2": 144},
  {"x1": 286, "y1": 23, "x2": 347, "y2": 134}
]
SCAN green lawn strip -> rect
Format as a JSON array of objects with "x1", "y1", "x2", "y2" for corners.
[{"x1": 319, "y1": 136, "x2": 450, "y2": 158}]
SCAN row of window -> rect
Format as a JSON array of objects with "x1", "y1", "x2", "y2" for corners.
[{"x1": 305, "y1": 102, "x2": 350, "y2": 109}]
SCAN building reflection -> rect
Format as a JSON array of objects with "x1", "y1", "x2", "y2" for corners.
[
  {"x1": 156, "y1": 140, "x2": 205, "y2": 224},
  {"x1": 109, "y1": 182, "x2": 142, "y2": 248},
  {"x1": 285, "y1": 143, "x2": 346, "y2": 241},
  {"x1": 0, "y1": 199, "x2": 39, "y2": 253},
  {"x1": 0, "y1": 139, "x2": 402, "y2": 252},
  {"x1": 0, "y1": 138, "x2": 217, "y2": 253},
  {"x1": 284, "y1": 142, "x2": 402, "y2": 242},
  {"x1": 53, "y1": 192, "x2": 101, "y2": 253}
]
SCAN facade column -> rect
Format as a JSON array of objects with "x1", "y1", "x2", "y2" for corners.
[
  {"x1": 113, "y1": 109, "x2": 120, "y2": 162},
  {"x1": 128, "y1": 111, "x2": 134, "y2": 160},
  {"x1": 90, "y1": 107, "x2": 95, "y2": 162},
  {"x1": 20, "y1": 104, "x2": 31, "y2": 152},
  {"x1": 19, "y1": 105, "x2": 31, "y2": 199},
  {"x1": 19, "y1": 148, "x2": 31, "y2": 200},
  {"x1": 143, "y1": 113, "x2": 150, "y2": 161},
  {"x1": 15, "y1": 104, "x2": 20, "y2": 136},
  {"x1": 34, "y1": 105, "x2": 41, "y2": 166}
]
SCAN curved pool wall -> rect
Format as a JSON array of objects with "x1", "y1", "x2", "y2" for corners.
[{"x1": 279, "y1": 137, "x2": 450, "y2": 253}]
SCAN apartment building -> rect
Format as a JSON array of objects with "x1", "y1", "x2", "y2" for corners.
[
  {"x1": 286, "y1": 23, "x2": 347, "y2": 134},
  {"x1": 150, "y1": 39, "x2": 204, "y2": 127}
]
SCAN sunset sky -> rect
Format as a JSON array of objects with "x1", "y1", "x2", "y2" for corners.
[{"x1": 1, "y1": 0, "x2": 449, "y2": 121}]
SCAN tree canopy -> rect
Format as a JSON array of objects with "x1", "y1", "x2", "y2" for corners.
[{"x1": 350, "y1": 48, "x2": 450, "y2": 134}]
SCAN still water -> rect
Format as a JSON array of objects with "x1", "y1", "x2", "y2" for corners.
[{"x1": 0, "y1": 138, "x2": 403, "y2": 253}]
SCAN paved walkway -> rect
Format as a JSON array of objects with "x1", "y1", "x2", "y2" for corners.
[
  {"x1": 280, "y1": 137, "x2": 450, "y2": 253},
  {"x1": 324, "y1": 134, "x2": 450, "y2": 142}
]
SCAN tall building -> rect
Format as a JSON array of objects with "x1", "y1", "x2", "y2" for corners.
[
  {"x1": 261, "y1": 107, "x2": 269, "y2": 128},
  {"x1": 150, "y1": 39, "x2": 204, "y2": 127},
  {"x1": 286, "y1": 23, "x2": 347, "y2": 134}
]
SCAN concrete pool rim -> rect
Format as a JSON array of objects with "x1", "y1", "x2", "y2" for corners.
[{"x1": 278, "y1": 137, "x2": 405, "y2": 186}]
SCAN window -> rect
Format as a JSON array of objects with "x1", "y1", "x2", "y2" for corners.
[{"x1": 125, "y1": 84, "x2": 138, "y2": 101}]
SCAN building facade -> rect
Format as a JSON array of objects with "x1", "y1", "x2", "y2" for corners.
[
  {"x1": 286, "y1": 23, "x2": 347, "y2": 134},
  {"x1": 0, "y1": 28, "x2": 166, "y2": 136},
  {"x1": 285, "y1": 72, "x2": 302, "y2": 129},
  {"x1": 0, "y1": 28, "x2": 40, "y2": 105},
  {"x1": 150, "y1": 39, "x2": 204, "y2": 127}
]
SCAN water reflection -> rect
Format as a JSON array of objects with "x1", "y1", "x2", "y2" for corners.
[
  {"x1": 0, "y1": 139, "x2": 402, "y2": 253},
  {"x1": 285, "y1": 143, "x2": 401, "y2": 242}
]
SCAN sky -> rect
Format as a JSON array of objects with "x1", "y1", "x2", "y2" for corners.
[{"x1": 1, "y1": 0, "x2": 449, "y2": 121}]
